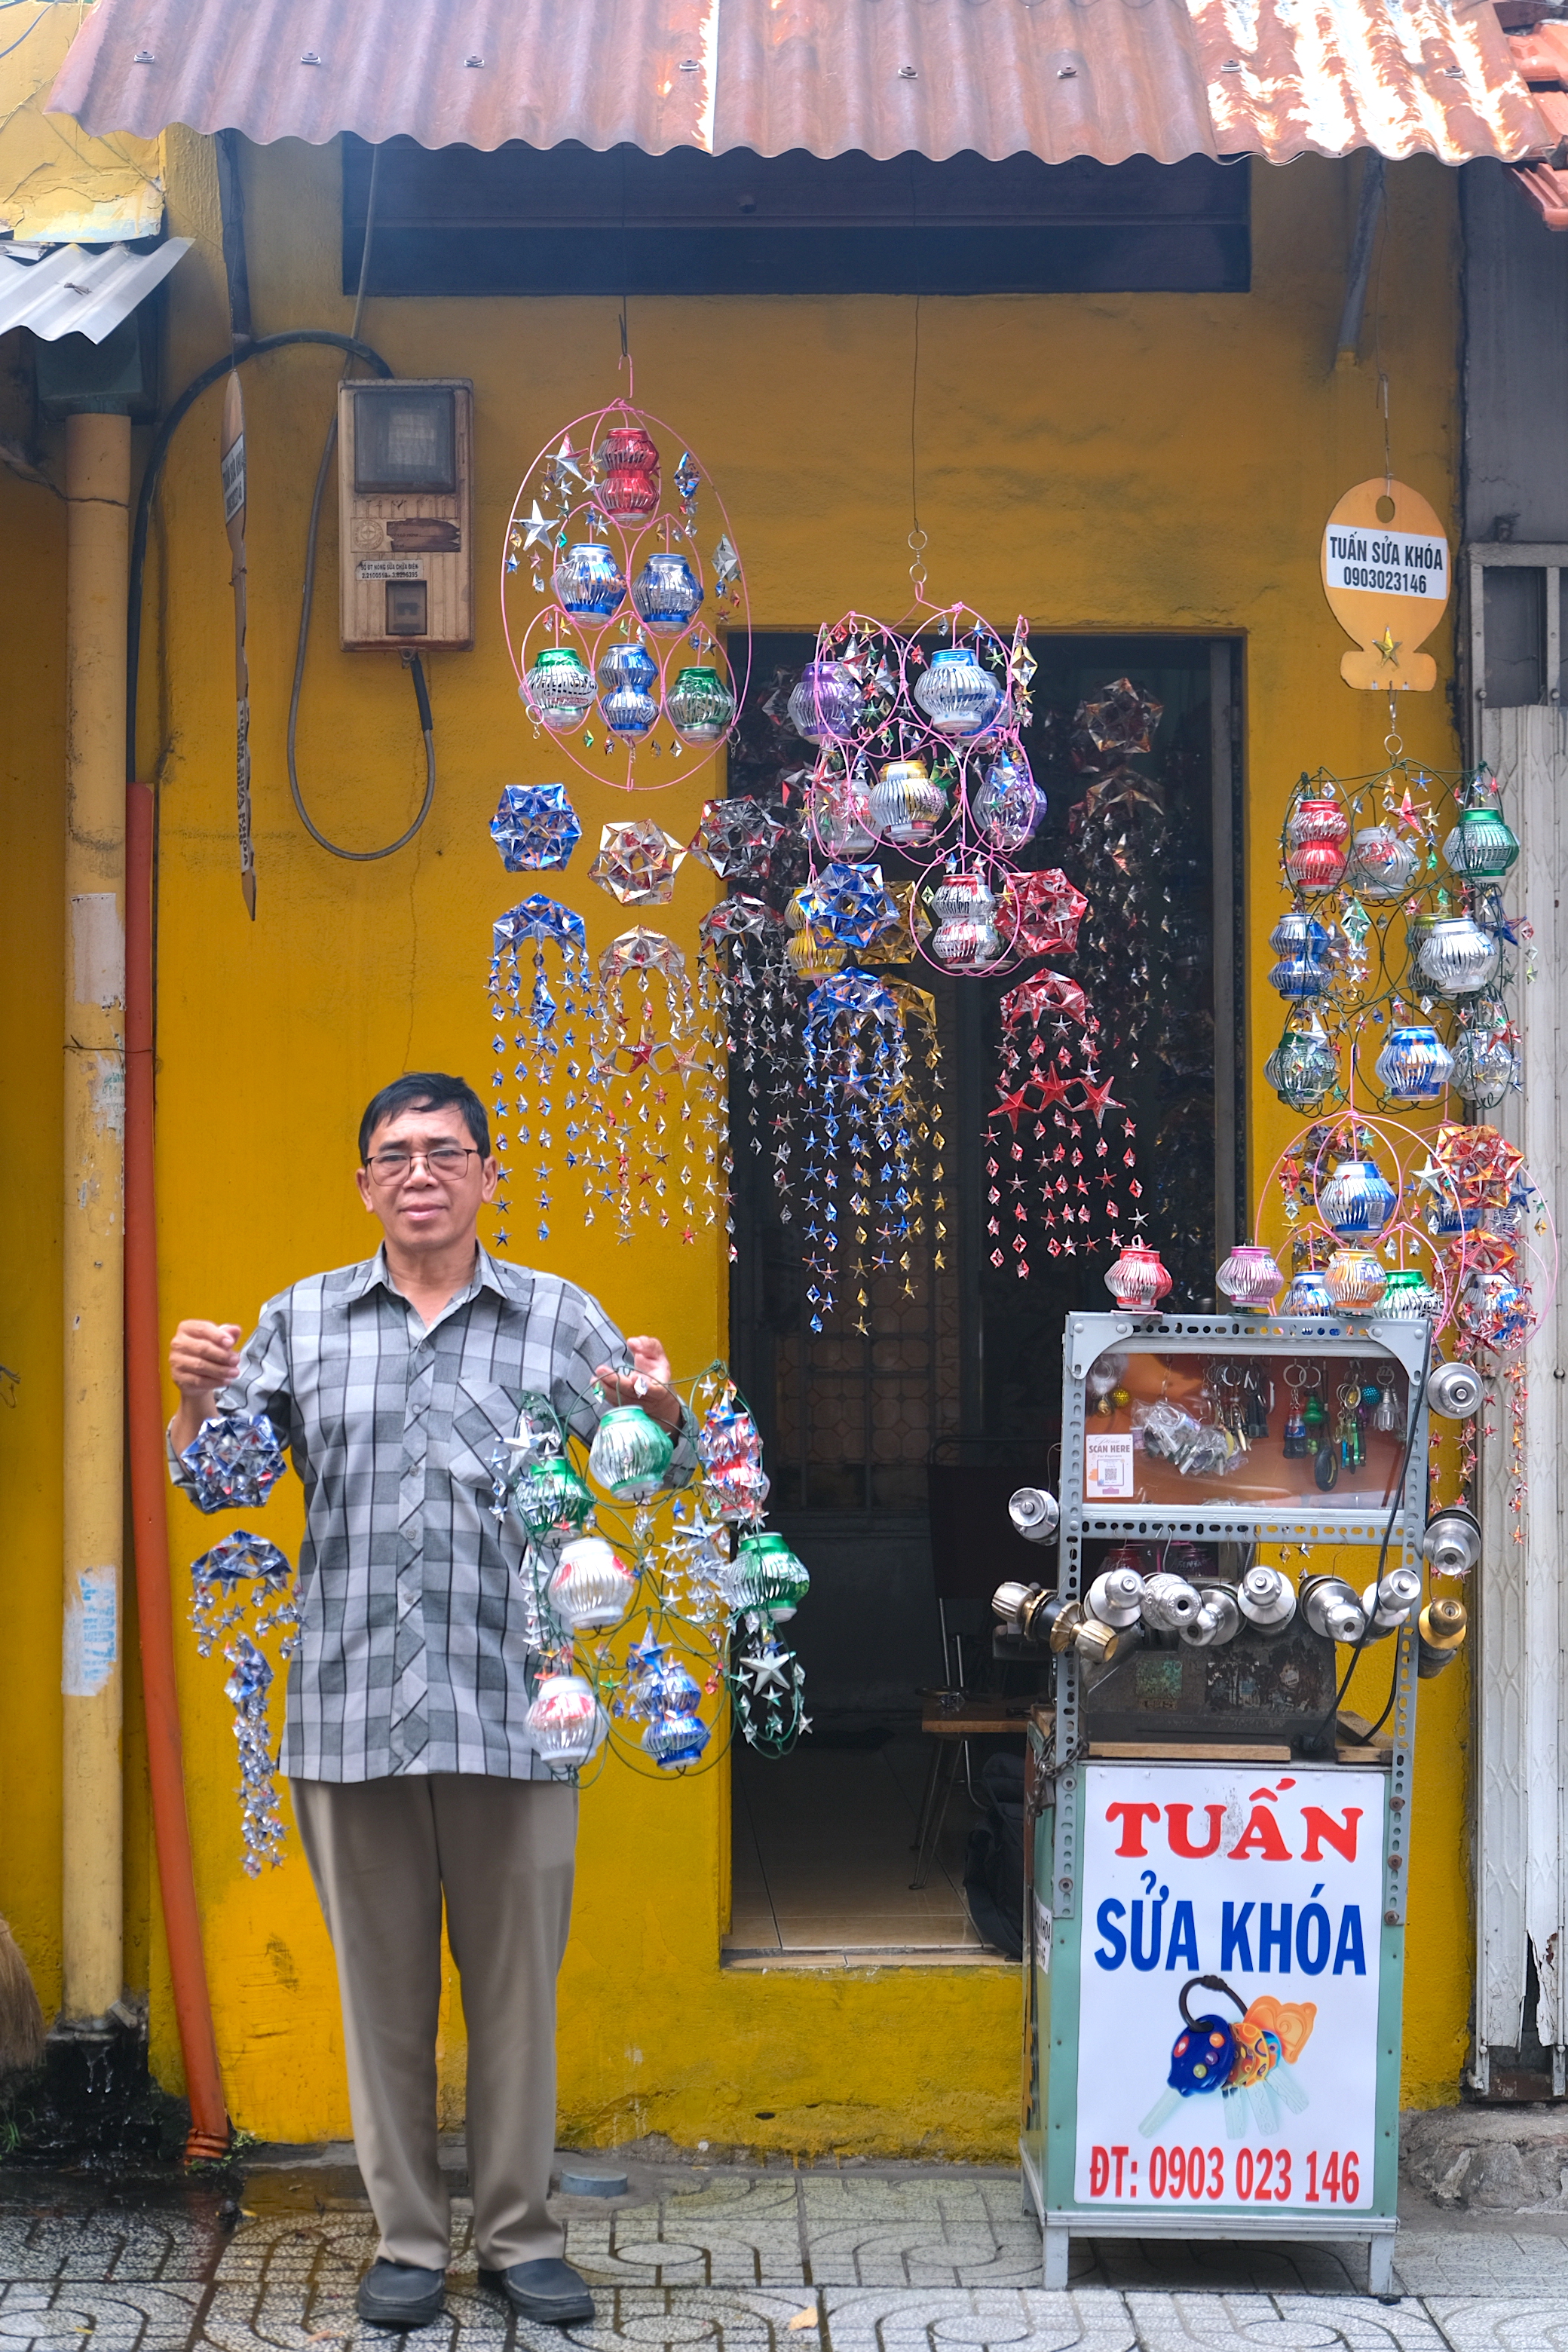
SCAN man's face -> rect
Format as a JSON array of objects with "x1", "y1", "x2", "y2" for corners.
[{"x1": 355, "y1": 1102, "x2": 498, "y2": 1254}]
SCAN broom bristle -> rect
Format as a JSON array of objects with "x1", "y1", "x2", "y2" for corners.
[{"x1": 0, "y1": 1916, "x2": 47, "y2": 2075}]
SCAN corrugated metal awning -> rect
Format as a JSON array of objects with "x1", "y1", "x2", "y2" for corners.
[
  {"x1": 0, "y1": 237, "x2": 191, "y2": 341},
  {"x1": 46, "y1": 0, "x2": 1555, "y2": 169}
]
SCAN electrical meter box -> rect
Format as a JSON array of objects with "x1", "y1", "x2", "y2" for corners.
[{"x1": 338, "y1": 378, "x2": 473, "y2": 653}]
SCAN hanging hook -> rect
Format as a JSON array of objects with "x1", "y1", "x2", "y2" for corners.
[
  {"x1": 618, "y1": 297, "x2": 635, "y2": 403},
  {"x1": 1385, "y1": 688, "x2": 1403, "y2": 764}
]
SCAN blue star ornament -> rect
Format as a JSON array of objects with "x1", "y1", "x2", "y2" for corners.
[{"x1": 489, "y1": 783, "x2": 583, "y2": 873}]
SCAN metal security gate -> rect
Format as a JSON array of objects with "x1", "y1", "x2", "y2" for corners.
[{"x1": 1466, "y1": 544, "x2": 1568, "y2": 2092}]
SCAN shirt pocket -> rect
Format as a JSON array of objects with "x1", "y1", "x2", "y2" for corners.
[{"x1": 449, "y1": 1379, "x2": 522, "y2": 1494}]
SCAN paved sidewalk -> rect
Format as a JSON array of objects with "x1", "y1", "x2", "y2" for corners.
[{"x1": 8, "y1": 2153, "x2": 1568, "y2": 2352}]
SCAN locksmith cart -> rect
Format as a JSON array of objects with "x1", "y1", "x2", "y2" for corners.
[{"x1": 1008, "y1": 1310, "x2": 1459, "y2": 2292}]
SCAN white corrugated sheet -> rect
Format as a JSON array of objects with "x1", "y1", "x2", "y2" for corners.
[{"x1": 0, "y1": 235, "x2": 189, "y2": 342}]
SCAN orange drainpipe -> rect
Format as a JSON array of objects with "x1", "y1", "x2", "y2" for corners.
[{"x1": 125, "y1": 777, "x2": 231, "y2": 2161}]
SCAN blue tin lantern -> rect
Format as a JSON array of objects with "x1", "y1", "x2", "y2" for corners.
[
  {"x1": 552, "y1": 541, "x2": 627, "y2": 617},
  {"x1": 1318, "y1": 1156, "x2": 1398, "y2": 1239},
  {"x1": 596, "y1": 639, "x2": 660, "y2": 738},
  {"x1": 1267, "y1": 910, "x2": 1332, "y2": 1002},
  {"x1": 1374, "y1": 1024, "x2": 1454, "y2": 1104},
  {"x1": 631, "y1": 550, "x2": 703, "y2": 632},
  {"x1": 1282, "y1": 1265, "x2": 1334, "y2": 1315}
]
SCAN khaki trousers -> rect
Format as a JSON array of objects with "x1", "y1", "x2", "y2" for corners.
[{"x1": 291, "y1": 1773, "x2": 577, "y2": 2271}]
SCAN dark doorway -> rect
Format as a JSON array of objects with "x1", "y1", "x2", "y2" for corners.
[{"x1": 724, "y1": 632, "x2": 1242, "y2": 1957}]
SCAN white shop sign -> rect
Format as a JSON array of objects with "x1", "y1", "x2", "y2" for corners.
[
  {"x1": 1073, "y1": 1762, "x2": 1386, "y2": 2214},
  {"x1": 1322, "y1": 525, "x2": 1448, "y2": 602}
]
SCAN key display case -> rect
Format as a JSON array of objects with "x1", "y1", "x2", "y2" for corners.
[{"x1": 1015, "y1": 1309, "x2": 1440, "y2": 2292}]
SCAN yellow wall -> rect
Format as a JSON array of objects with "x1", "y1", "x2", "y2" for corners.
[{"x1": 0, "y1": 125, "x2": 1470, "y2": 2151}]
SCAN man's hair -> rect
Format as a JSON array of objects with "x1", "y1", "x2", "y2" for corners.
[{"x1": 358, "y1": 1072, "x2": 490, "y2": 1163}]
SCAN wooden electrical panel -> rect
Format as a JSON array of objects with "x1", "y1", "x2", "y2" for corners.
[{"x1": 338, "y1": 378, "x2": 473, "y2": 652}]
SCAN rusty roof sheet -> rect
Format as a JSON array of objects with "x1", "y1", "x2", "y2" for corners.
[
  {"x1": 1190, "y1": 0, "x2": 1550, "y2": 164},
  {"x1": 47, "y1": 0, "x2": 1555, "y2": 167},
  {"x1": 1506, "y1": 20, "x2": 1568, "y2": 225}
]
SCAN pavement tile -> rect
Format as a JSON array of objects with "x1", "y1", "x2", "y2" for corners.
[
  {"x1": 801, "y1": 2180, "x2": 1045, "y2": 2290},
  {"x1": 213, "y1": 2219, "x2": 380, "y2": 2287},
  {"x1": 567, "y1": 2179, "x2": 804, "y2": 2289},
  {"x1": 0, "y1": 2221, "x2": 218, "y2": 2288},
  {"x1": 0, "y1": 2282, "x2": 208, "y2": 2352},
  {"x1": 18, "y1": 2164, "x2": 1568, "y2": 2352},
  {"x1": 1390, "y1": 2236, "x2": 1568, "y2": 2295},
  {"x1": 520, "y1": 2284, "x2": 828, "y2": 2352},
  {"x1": 1418, "y1": 2298, "x2": 1568, "y2": 2350},
  {"x1": 1122, "y1": 2291, "x2": 1448, "y2": 2349},
  {"x1": 201, "y1": 2273, "x2": 512, "y2": 2352},
  {"x1": 819, "y1": 2284, "x2": 1138, "y2": 2350}
]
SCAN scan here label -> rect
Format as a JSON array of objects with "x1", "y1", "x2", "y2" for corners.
[{"x1": 1073, "y1": 1763, "x2": 1386, "y2": 2212}]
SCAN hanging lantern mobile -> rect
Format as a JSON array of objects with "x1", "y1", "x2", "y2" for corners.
[{"x1": 503, "y1": 398, "x2": 749, "y2": 791}]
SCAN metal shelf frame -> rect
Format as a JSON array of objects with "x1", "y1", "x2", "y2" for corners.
[{"x1": 1021, "y1": 1309, "x2": 1429, "y2": 2295}]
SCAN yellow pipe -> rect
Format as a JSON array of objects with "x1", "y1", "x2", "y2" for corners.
[{"x1": 61, "y1": 411, "x2": 130, "y2": 2026}]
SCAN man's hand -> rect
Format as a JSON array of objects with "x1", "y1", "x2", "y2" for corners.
[
  {"x1": 169, "y1": 1319, "x2": 243, "y2": 1454},
  {"x1": 593, "y1": 1335, "x2": 681, "y2": 1432}
]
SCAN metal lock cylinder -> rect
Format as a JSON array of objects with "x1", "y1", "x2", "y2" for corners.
[
  {"x1": 1086, "y1": 1564, "x2": 1147, "y2": 1629},
  {"x1": 1141, "y1": 1571, "x2": 1202, "y2": 1633},
  {"x1": 992, "y1": 1580, "x2": 1040, "y2": 1632},
  {"x1": 1422, "y1": 1506, "x2": 1482, "y2": 1578},
  {"x1": 991, "y1": 1579, "x2": 1061, "y2": 1645},
  {"x1": 1426, "y1": 1359, "x2": 1484, "y2": 1419},
  {"x1": 1416, "y1": 1596, "x2": 1468, "y2": 1677},
  {"x1": 1359, "y1": 1564, "x2": 1423, "y2": 1638},
  {"x1": 1008, "y1": 1487, "x2": 1061, "y2": 1545},
  {"x1": 1046, "y1": 1598, "x2": 1122, "y2": 1663},
  {"x1": 1302, "y1": 1573, "x2": 1367, "y2": 1646},
  {"x1": 1236, "y1": 1564, "x2": 1297, "y2": 1629},
  {"x1": 1180, "y1": 1584, "x2": 1241, "y2": 1649}
]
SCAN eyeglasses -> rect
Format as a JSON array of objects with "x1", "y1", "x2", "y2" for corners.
[{"x1": 365, "y1": 1144, "x2": 480, "y2": 1184}]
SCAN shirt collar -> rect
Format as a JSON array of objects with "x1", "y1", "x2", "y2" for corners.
[{"x1": 348, "y1": 1241, "x2": 505, "y2": 1309}]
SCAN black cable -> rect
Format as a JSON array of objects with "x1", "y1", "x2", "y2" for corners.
[
  {"x1": 1358, "y1": 1647, "x2": 1404, "y2": 1746},
  {"x1": 1308, "y1": 1323, "x2": 1434, "y2": 1753},
  {"x1": 283, "y1": 409, "x2": 437, "y2": 860},
  {"x1": 126, "y1": 329, "x2": 393, "y2": 783},
  {"x1": 281, "y1": 139, "x2": 437, "y2": 864}
]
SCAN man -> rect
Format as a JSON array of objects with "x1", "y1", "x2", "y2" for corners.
[{"x1": 169, "y1": 1072, "x2": 691, "y2": 2331}]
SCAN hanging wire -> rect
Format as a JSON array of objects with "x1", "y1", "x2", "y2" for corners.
[
  {"x1": 286, "y1": 143, "x2": 438, "y2": 862},
  {"x1": 908, "y1": 290, "x2": 928, "y2": 595}
]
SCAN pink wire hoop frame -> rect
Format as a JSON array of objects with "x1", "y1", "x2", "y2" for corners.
[{"x1": 501, "y1": 400, "x2": 751, "y2": 797}]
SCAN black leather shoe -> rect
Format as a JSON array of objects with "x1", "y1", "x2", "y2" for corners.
[
  {"x1": 478, "y1": 2259, "x2": 596, "y2": 2324},
  {"x1": 356, "y1": 2260, "x2": 446, "y2": 2329}
]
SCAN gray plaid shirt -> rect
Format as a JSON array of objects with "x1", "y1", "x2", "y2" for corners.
[{"x1": 170, "y1": 1245, "x2": 694, "y2": 1783}]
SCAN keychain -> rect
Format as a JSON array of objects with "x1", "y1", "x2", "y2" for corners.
[
  {"x1": 1215, "y1": 1364, "x2": 1250, "y2": 1453},
  {"x1": 1336, "y1": 1381, "x2": 1365, "y2": 1472},
  {"x1": 1303, "y1": 1374, "x2": 1327, "y2": 1456},
  {"x1": 1373, "y1": 1365, "x2": 1400, "y2": 1434},
  {"x1": 1282, "y1": 1364, "x2": 1308, "y2": 1459},
  {"x1": 1242, "y1": 1366, "x2": 1270, "y2": 1441}
]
